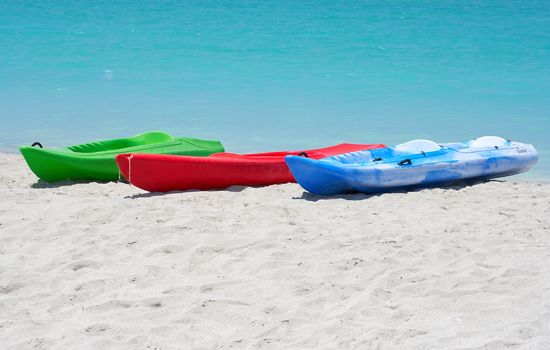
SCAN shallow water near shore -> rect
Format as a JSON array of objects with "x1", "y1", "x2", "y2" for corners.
[{"x1": 1, "y1": 0, "x2": 549, "y2": 179}]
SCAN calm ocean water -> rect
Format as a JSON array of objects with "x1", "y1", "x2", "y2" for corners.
[{"x1": 1, "y1": 0, "x2": 549, "y2": 179}]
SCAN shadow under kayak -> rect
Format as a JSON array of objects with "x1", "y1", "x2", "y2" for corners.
[{"x1": 20, "y1": 131, "x2": 224, "y2": 182}]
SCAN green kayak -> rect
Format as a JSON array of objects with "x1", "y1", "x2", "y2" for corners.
[{"x1": 20, "y1": 131, "x2": 224, "y2": 182}]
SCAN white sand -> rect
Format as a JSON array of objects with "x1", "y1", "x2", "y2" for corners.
[{"x1": 1, "y1": 152, "x2": 550, "y2": 349}]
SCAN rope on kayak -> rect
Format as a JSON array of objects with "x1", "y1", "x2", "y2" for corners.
[
  {"x1": 128, "y1": 154, "x2": 134, "y2": 184},
  {"x1": 298, "y1": 152, "x2": 309, "y2": 158},
  {"x1": 118, "y1": 155, "x2": 134, "y2": 185},
  {"x1": 31, "y1": 142, "x2": 43, "y2": 148}
]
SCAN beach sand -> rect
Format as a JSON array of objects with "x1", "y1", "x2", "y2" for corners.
[{"x1": 1, "y1": 152, "x2": 550, "y2": 349}]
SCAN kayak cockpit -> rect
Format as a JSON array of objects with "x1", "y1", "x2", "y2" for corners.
[
  {"x1": 67, "y1": 131, "x2": 175, "y2": 153},
  {"x1": 324, "y1": 137, "x2": 518, "y2": 167},
  {"x1": 325, "y1": 139, "x2": 446, "y2": 166}
]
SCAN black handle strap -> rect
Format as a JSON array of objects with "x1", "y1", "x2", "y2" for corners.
[
  {"x1": 31, "y1": 142, "x2": 43, "y2": 148},
  {"x1": 298, "y1": 152, "x2": 309, "y2": 158},
  {"x1": 398, "y1": 158, "x2": 412, "y2": 166}
]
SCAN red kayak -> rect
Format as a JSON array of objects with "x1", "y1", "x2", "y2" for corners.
[{"x1": 116, "y1": 143, "x2": 386, "y2": 192}]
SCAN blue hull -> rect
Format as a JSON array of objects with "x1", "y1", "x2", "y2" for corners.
[{"x1": 285, "y1": 137, "x2": 538, "y2": 195}]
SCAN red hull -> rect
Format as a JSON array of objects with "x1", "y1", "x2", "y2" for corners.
[{"x1": 116, "y1": 143, "x2": 386, "y2": 192}]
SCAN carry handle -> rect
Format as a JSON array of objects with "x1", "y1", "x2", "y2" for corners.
[
  {"x1": 31, "y1": 142, "x2": 43, "y2": 148},
  {"x1": 398, "y1": 158, "x2": 412, "y2": 166},
  {"x1": 298, "y1": 152, "x2": 309, "y2": 158}
]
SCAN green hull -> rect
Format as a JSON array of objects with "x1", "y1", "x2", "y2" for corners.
[{"x1": 20, "y1": 131, "x2": 224, "y2": 182}]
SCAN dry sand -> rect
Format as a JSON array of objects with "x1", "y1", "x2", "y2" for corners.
[{"x1": 1, "y1": 153, "x2": 550, "y2": 349}]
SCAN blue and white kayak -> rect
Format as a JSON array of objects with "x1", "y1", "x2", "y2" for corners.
[{"x1": 285, "y1": 136, "x2": 538, "y2": 195}]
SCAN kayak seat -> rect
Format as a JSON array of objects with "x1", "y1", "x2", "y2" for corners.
[
  {"x1": 394, "y1": 139, "x2": 442, "y2": 155},
  {"x1": 67, "y1": 131, "x2": 174, "y2": 153},
  {"x1": 468, "y1": 136, "x2": 508, "y2": 149}
]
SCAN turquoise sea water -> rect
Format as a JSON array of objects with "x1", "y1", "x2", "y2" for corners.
[{"x1": 1, "y1": 1, "x2": 549, "y2": 179}]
